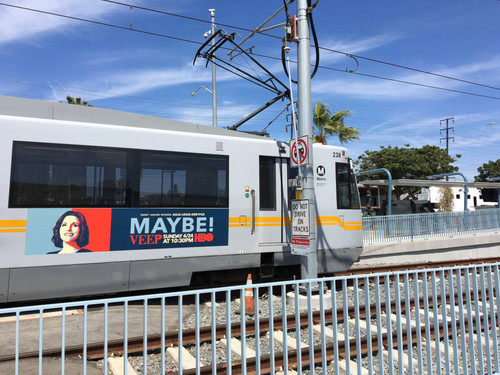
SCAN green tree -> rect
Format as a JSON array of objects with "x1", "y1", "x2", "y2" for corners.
[
  {"x1": 61, "y1": 95, "x2": 93, "y2": 107},
  {"x1": 475, "y1": 159, "x2": 500, "y2": 181},
  {"x1": 355, "y1": 144, "x2": 460, "y2": 198},
  {"x1": 312, "y1": 102, "x2": 361, "y2": 144}
]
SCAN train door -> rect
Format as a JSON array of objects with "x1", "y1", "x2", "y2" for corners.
[
  {"x1": 253, "y1": 155, "x2": 290, "y2": 278},
  {"x1": 255, "y1": 156, "x2": 289, "y2": 246}
]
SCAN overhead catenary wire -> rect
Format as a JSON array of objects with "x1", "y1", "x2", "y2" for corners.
[
  {"x1": 0, "y1": 2, "x2": 201, "y2": 45},
  {"x1": 101, "y1": 0, "x2": 500, "y2": 92},
  {"x1": 1, "y1": 2, "x2": 499, "y2": 102},
  {"x1": 318, "y1": 45, "x2": 500, "y2": 92},
  {"x1": 4, "y1": 1, "x2": 490, "y2": 96},
  {"x1": 0, "y1": 0, "x2": 500, "y2": 104},
  {"x1": 254, "y1": 52, "x2": 500, "y2": 101}
]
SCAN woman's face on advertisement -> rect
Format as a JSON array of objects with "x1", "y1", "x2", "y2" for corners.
[{"x1": 60, "y1": 215, "x2": 80, "y2": 243}]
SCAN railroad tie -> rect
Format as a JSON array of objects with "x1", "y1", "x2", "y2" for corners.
[
  {"x1": 273, "y1": 329, "x2": 309, "y2": 349},
  {"x1": 415, "y1": 307, "x2": 467, "y2": 372},
  {"x1": 220, "y1": 337, "x2": 256, "y2": 359},
  {"x1": 337, "y1": 361, "x2": 369, "y2": 375},
  {"x1": 348, "y1": 317, "x2": 379, "y2": 338},
  {"x1": 312, "y1": 323, "x2": 334, "y2": 339},
  {"x1": 451, "y1": 304, "x2": 496, "y2": 348},
  {"x1": 107, "y1": 356, "x2": 138, "y2": 375},
  {"x1": 357, "y1": 316, "x2": 394, "y2": 368},
  {"x1": 312, "y1": 323, "x2": 369, "y2": 374},
  {"x1": 379, "y1": 312, "x2": 412, "y2": 370},
  {"x1": 272, "y1": 331, "x2": 303, "y2": 374},
  {"x1": 276, "y1": 370, "x2": 298, "y2": 375},
  {"x1": 167, "y1": 346, "x2": 205, "y2": 370}
]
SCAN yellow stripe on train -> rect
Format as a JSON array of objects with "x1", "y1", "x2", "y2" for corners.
[
  {"x1": 228, "y1": 216, "x2": 362, "y2": 231},
  {"x1": 0, "y1": 220, "x2": 27, "y2": 233}
]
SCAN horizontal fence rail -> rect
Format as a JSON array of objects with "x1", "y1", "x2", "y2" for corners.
[
  {"x1": 1, "y1": 263, "x2": 499, "y2": 374},
  {"x1": 363, "y1": 208, "x2": 500, "y2": 245}
]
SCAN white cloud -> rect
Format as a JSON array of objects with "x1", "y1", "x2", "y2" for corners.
[
  {"x1": 0, "y1": 0, "x2": 115, "y2": 44},
  {"x1": 434, "y1": 55, "x2": 500, "y2": 81},
  {"x1": 313, "y1": 76, "x2": 428, "y2": 101},
  {"x1": 48, "y1": 61, "x2": 245, "y2": 102},
  {"x1": 174, "y1": 103, "x2": 257, "y2": 126},
  {"x1": 320, "y1": 33, "x2": 406, "y2": 64}
]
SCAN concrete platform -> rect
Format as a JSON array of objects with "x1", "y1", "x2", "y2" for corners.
[{"x1": 357, "y1": 231, "x2": 500, "y2": 266}]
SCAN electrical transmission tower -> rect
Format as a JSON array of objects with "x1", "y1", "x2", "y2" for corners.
[{"x1": 440, "y1": 117, "x2": 454, "y2": 155}]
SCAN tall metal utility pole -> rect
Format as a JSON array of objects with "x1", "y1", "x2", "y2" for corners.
[
  {"x1": 296, "y1": 0, "x2": 317, "y2": 281},
  {"x1": 209, "y1": 9, "x2": 218, "y2": 127},
  {"x1": 440, "y1": 117, "x2": 454, "y2": 155}
]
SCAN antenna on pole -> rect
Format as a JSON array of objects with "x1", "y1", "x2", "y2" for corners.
[{"x1": 208, "y1": 9, "x2": 218, "y2": 128}]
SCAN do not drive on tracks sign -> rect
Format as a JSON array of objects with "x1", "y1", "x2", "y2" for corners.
[
  {"x1": 291, "y1": 199, "x2": 310, "y2": 237},
  {"x1": 290, "y1": 136, "x2": 309, "y2": 167},
  {"x1": 291, "y1": 199, "x2": 311, "y2": 255}
]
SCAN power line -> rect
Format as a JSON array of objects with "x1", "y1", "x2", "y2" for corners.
[
  {"x1": 252, "y1": 52, "x2": 500, "y2": 101},
  {"x1": 101, "y1": 0, "x2": 258, "y2": 35},
  {"x1": 315, "y1": 63, "x2": 500, "y2": 101},
  {"x1": 101, "y1": 0, "x2": 500, "y2": 92},
  {"x1": 0, "y1": 2, "x2": 202, "y2": 45},
  {"x1": 317, "y1": 45, "x2": 500, "y2": 92},
  {"x1": 1, "y1": 2, "x2": 499, "y2": 102}
]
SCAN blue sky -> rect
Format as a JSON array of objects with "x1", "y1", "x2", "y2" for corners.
[{"x1": 0, "y1": 0, "x2": 499, "y2": 181}]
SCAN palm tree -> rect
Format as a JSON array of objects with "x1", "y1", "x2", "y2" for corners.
[
  {"x1": 312, "y1": 101, "x2": 361, "y2": 144},
  {"x1": 62, "y1": 95, "x2": 93, "y2": 107}
]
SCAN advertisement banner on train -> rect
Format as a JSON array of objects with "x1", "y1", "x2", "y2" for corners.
[
  {"x1": 110, "y1": 208, "x2": 228, "y2": 250},
  {"x1": 24, "y1": 208, "x2": 229, "y2": 255}
]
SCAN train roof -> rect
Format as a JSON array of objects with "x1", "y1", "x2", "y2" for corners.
[{"x1": 0, "y1": 95, "x2": 272, "y2": 141}]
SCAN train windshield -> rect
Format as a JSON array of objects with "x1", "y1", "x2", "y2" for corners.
[{"x1": 336, "y1": 162, "x2": 361, "y2": 209}]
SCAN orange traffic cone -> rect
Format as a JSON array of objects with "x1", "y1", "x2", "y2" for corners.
[{"x1": 245, "y1": 273, "x2": 255, "y2": 315}]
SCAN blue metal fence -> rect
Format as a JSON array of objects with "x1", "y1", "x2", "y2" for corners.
[
  {"x1": 1, "y1": 263, "x2": 499, "y2": 374},
  {"x1": 363, "y1": 208, "x2": 500, "y2": 245}
]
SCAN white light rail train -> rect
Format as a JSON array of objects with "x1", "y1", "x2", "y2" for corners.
[{"x1": 0, "y1": 95, "x2": 362, "y2": 304}]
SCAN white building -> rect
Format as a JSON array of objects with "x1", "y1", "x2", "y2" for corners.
[{"x1": 418, "y1": 186, "x2": 497, "y2": 211}]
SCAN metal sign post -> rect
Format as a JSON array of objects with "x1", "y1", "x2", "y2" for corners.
[{"x1": 295, "y1": 0, "x2": 317, "y2": 281}]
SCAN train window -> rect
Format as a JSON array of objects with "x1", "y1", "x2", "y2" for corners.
[
  {"x1": 10, "y1": 142, "x2": 128, "y2": 207},
  {"x1": 9, "y1": 141, "x2": 229, "y2": 208},
  {"x1": 259, "y1": 156, "x2": 276, "y2": 210},
  {"x1": 138, "y1": 151, "x2": 228, "y2": 207},
  {"x1": 336, "y1": 162, "x2": 361, "y2": 210}
]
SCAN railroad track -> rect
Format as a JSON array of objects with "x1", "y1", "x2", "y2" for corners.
[
  {"x1": 334, "y1": 256, "x2": 500, "y2": 276},
  {"x1": 1, "y1": 261, "x2": 498, "y2": 374},
  {"x1": 143, "y1": 284, "x2": 498, "y2": 374}
]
